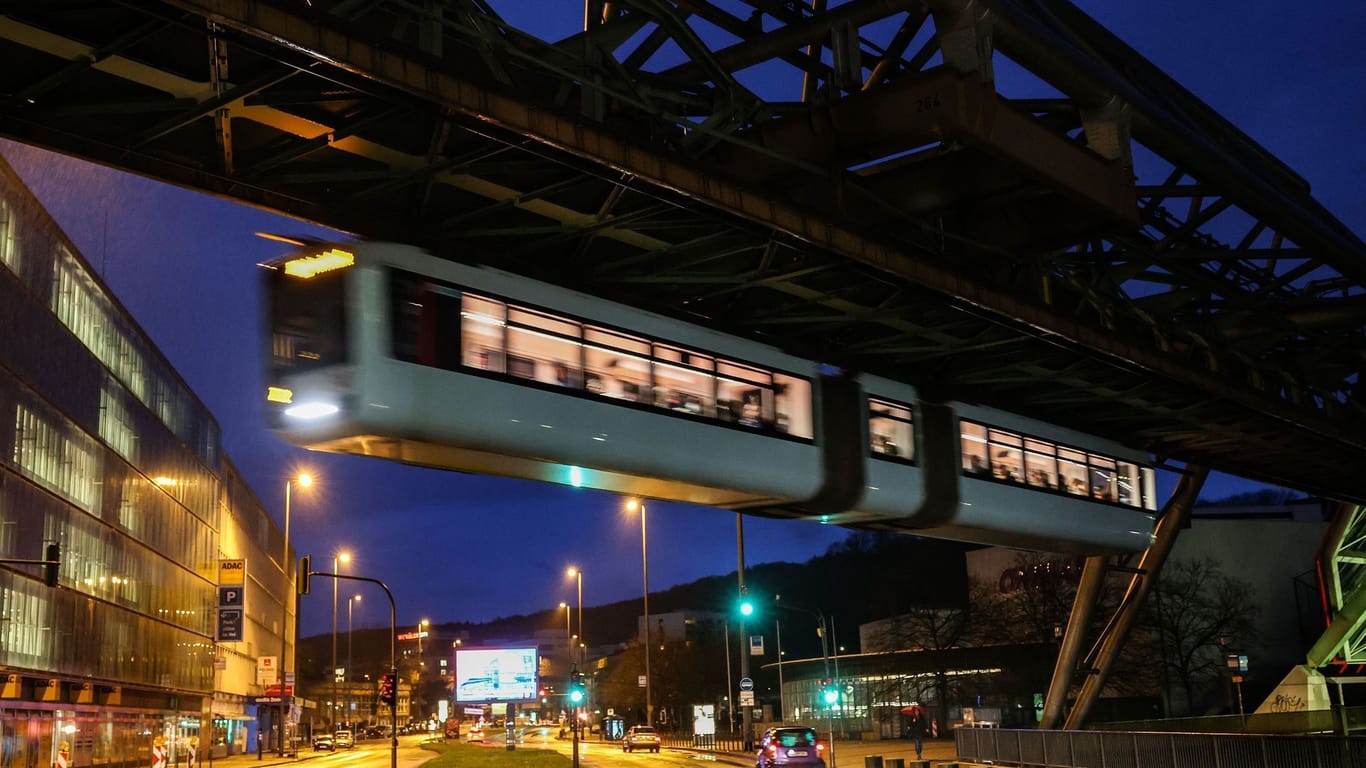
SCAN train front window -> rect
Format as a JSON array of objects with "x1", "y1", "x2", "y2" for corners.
[{"x1": 270, "y1": 266, "x2": 347, "y2": 377}]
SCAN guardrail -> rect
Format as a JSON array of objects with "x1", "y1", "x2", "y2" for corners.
[{"x1": 955, "y1": 727, "x2": 1366, "y2": 768}]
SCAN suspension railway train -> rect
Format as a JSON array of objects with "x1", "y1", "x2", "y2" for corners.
[{"x1": 264, "y1": 241, "x2": 1158, "y2": 553}]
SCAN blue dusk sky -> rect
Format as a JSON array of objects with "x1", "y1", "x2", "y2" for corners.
[{"x1": 2, "y1": 0, "x2": 1360, "y2": 634}]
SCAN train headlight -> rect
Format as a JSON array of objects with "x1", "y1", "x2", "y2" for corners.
[{"x1": 284, "y1": 401, "x2": 340, "y2": 419}]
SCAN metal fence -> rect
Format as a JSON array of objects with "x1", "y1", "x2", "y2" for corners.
[
  {"x1": 654, "y1": 730, "x2": 749, "y2": 753},
  {"x1": 955, "y1": 727, "x2": 1366, "y2": 768}
]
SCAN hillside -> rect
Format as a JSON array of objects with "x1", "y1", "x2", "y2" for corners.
[{"x1": 302, "y1": 530, "x2": 970, "y2": 680}]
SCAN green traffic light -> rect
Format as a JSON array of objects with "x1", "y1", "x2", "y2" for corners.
[
  {"x1": 740, "y1": 601, "x2": 754, "y2": 616},
  {"x1": 570, "y1": 689, "x2": 585, "y2": 704},
  {"x1": 822, "y1": 687, "x2": 838, "y2": 705}
]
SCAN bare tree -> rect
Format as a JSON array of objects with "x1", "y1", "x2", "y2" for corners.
[
  {"x1": 1143, "y1": 558, "x2": 1260, "y2": 715},
  {"x1": 865, "y1": 600, "x2": 975, "y2": 730}
]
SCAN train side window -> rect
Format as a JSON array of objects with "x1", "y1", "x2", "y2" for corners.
[
  {"x1": 585, "y1": 326, "x2": 651, "y2": 401},
  {"x1": 869, "y1": 398, "x2": 912, "y2": 459},
  {"x1": 774, "y1": 374, "x2": 812, "y2": 439},
  {"x1": 1058, "y1": 448, "x2": 1088, "y2": 495},
  {"x1": 506, "y1": 305, "x2": 581, "y2": 387},
  {"x1": 1115, "y1": 461, "x2": 1139, "y2": 506},
  {"x1": 717, "y1": 361, "x2": 772, "y2": 429},
  {"x1": 461, "y1": 294, "x2": 506, "y2": 373},
  {"x1": 988, "y1": 429, "x2": 1024, "y2": 482},
  {"x1": 1023, "y1": 439, "x2": 1056, "y2": 489},
  {"x1": 961, "y1": 421, "x2": 989, "y2": 474},
  {"x1": 653, "y1": 344, "x2": 714, "y2": 416},
  {"x1": 1089, "y1": 456, "x2": 1117, "y2": 501}
]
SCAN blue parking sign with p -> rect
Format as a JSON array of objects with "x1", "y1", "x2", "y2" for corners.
[{"x1": 219, "y1": 586, "x2": 243, "y2": 607}]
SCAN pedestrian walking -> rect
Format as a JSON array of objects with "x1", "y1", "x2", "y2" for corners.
[{"x1": 904, "y1": 703, "x2": 928, "y2": 760}]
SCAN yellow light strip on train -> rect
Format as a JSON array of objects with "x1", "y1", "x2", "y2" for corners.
[
  {"x1": 283, "y1": 248, "x2": 354, "y2": 278},
  {"x1": 266, "y1": 386, "x2": 294, "y2": 404}
]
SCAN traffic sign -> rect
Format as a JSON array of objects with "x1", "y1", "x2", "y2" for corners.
[
  {"x1": 739, "y1": 677, "x2": 754, "y2": 692},
  {"x1": 739, "y1": 691, "x2": 755, "y2": 706}
]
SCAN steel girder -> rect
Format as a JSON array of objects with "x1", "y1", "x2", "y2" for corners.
[{"x1": 0, "y1": 0, "x2": 1362, "y2": 508}]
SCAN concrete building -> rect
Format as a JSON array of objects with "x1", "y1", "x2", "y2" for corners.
[{"x1": 0, "y1": 154, "x2": 298, "y2": 765}]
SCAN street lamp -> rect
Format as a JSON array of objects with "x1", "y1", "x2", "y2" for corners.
[
  {"x1": 347, "y1": 594, "x2": 361, "y2": 728},
  {"x1": 278, "y1": 472, "x2": 312, "y2": 756},
  {"x1": 626, "y1": 498, "x2": 651, "y2": 726},
  {"x1": 566, "y1": 566, "x2": 583, "y2": 666},
  {"x1": 332, "y1": 551, "x2": 351, "y2": 728},
  {"x1": 774, "y1": 594, "x2": 835, "y2": 767},
  {"x1": 559, "y1": 602, "x2": 573, "y2": 669}
]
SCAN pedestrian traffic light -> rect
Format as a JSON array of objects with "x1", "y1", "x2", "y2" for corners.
[
  {"x1": 379, "y1": 673, "x2": 396, "y2": 706},
  {"x1": 43, "y1": 543, "x2": 60, "y2": 588},
  {"x1": 297, "y1": 555, "x2": 311, "y2": 595},
  {"x1": 569, "y1": 670, "x2": 585, "y2": 704}
]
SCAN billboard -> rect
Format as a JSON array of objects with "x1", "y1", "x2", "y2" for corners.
[{"x1": 454, "y1": 647, "x2": 538, "y2": 703}]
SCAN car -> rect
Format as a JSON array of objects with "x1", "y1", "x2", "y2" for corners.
[
  {"x1": 466, "y1": 727, "x2": 485, "y2": 743},
  {"x1": 333, "y1": 730, "x2": 355, "y2": 749},
  {"x1": 311, "y1": 734, "x2": 334, "y2": 752},
  {"x1": 622, "y1": 725, "x2": 661, "y2": 753},
  {"x1": 756, "y1": 727, "x2": 824, "y2": 768}
]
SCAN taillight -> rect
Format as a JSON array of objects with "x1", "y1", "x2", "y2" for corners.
[
  {"x1": 767, "y1": 745, "x2": 778, "y2": 756},
  {"x1": 816, "y1": 743, "x2": 826, "y2": 753}
]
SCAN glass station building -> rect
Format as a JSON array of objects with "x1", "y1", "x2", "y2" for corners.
[{"x1": 0, "y1": 155, "x2": 296, "y2": 766}]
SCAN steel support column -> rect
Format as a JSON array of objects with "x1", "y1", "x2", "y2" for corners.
[
  {"x1": 1038, "y1": 552, "x2": 1107, "y2": 729},
  {"x1": 1062, "y1": 464, "x2": 1208, "y2": 728}
]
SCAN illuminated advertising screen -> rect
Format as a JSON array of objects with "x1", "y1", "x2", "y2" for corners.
[{"x1": 454, "y1": 647, "x2": 539, "y2": 703}]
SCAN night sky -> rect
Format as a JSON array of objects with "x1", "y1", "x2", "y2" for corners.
[{"x1": 3, "y1": 0, "x2": 1359, "y2": 634}]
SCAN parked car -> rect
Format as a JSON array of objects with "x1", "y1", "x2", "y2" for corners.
[
  {"x1": 311, "y1": 734, "x2": 334, "y2": 752},
  {"x1": 333, "y1": 730, "x2": 355, "y2": 749},
  {"x1": 623, "y1": 725, "x2": 661, "y2": 753},
  {"x1": 756, "y1": 727, "x2": 824, "y2": 768}
]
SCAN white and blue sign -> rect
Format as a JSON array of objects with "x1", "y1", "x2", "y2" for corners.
[
  {"x1": 217, "y1": 608, "x2": 243, "y2": 642},
  {"x1": 739, "y1": 677, "x2": 754, "y2": 692}
]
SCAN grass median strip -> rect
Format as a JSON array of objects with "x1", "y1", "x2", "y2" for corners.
[{"x1": 418, "y1": 740, "x2": 572, "y2": 768}]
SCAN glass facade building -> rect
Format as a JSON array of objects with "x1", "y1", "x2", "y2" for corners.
[{"x1": 0, "y1": 155, "x2": 295, "y2": 767}]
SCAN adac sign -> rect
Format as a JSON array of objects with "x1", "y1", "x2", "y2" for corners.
[{"x1": 218, "y1": 559, "x2": 246, "y2": 586}]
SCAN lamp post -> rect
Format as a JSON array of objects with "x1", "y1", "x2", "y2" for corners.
[
  {"x1": 774, "y1": 594, "x2": 834, "y2": 768},
  {"x1": 310, "y1": 569, "x2": 398, "y2": 768},
  {"x1": 347, "y1": 594, "x2": 361, "y2": 728},
  {"x1": 278, "y1": 472, "x2": 312, "y2": 756},
  {"x1": 559, "y1": 602, "x2": 573, "y2": 670},
  {"x1": 567, "y1": 567, "x2": 583, "y2": 666},
  {"x1": 332, "y1": 551, "x2": 351, "y2": 728},
  {"x1": 626, "y1": 499, "x2": 651, "y2": 726}
]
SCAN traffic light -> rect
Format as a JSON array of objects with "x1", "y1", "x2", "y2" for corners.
[
  {"x1": 821, "y1": 678, "x2": 839, "y2": 706},
  {"x1": 297, "y1": 555, "x2": 311, "y2": 595},
  {"x1": 379, "y1": 673, "x2": 396, "y2": 706},
  {"x1": 43, "y1": 543, "x2": 60, "y2": 588},
  {"x1": 539, "y1": 688, "x2": 548, "y2": 703},
  {"x1": 568, "y1": 670, "x2": 585, "y2": 704},
  {"x1": 738, "y1": 586, "x2": 753, "y2": 617}
]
